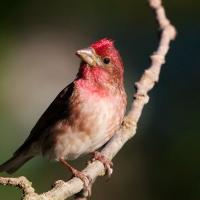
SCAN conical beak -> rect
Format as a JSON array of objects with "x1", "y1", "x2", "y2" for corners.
[{"x1": 76, "y1": 48, "x2": 101, "y2": 66}]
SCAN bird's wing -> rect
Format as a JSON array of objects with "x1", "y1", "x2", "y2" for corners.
[{"x1": 14, "y1": 82, "x2": 74, "y2": 155}]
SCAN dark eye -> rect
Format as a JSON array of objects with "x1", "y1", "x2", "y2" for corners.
[{"x1": 103, "y1": 57, "x2": 110, "y2": 64}]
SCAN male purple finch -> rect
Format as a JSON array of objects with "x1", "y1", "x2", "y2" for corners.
[{"x1": 0, "y1": 38, "x2": 127, "y2": 183}]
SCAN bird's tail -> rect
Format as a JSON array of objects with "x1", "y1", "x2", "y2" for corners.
[{"x1": 0, "y1": 153, "x2": 34, "y2": 174}]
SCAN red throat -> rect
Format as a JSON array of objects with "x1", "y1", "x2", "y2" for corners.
[
  {"x1": 78, "y1": 64, "x2": 109, "y2": 83},
  {"x1": 75, "y1": 65, "x2": 110, "y2": 97}
]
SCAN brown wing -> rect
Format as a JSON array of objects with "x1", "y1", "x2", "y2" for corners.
[{"x1": 14, "y1": 82, "x2": 74, "y2": 155}]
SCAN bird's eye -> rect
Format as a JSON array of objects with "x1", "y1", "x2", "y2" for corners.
[{"x1": 103, "y1": 57, "x2": 110, "y2": 64}]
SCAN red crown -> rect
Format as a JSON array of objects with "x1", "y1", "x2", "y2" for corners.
[{"x1": 91, "y1": 38, "x2": 114, "y2": 55}]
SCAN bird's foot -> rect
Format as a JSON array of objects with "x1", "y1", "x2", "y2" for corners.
[
  {"x1": 71, "y1": 167, "x2": 90, "y2": 187},
  {"x1": 72, "y1": 169, "x2": 92, "y2": 198},
  {"x1": 59, "y1": 158, "x2": 92, "y2": 197},
  {"x1": 91, "y1": 151, "x2": 113, "y2": 178}
]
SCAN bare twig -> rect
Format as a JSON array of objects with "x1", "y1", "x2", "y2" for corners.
[
  {"x1": 0, "y1": 176, "x2": 37, "y2": 199},
  {"x1": 0, "y1": 0, "x2": 176, "y2": 199}
]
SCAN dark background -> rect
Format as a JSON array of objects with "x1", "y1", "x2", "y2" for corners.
[{"x1": 0, "y1": 0, "x2": 199, "y2": 199}]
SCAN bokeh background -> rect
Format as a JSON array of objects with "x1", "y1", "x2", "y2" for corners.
[{"x1": 0, "y1": 0, "x2": 199, "y2": 199}]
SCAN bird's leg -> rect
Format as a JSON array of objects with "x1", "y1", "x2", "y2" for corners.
[
  {"x1": 59, "y1": 158, "x2": 91, "y2": 189},
  {"x1": 91, "y1": 151, "x2": 113, "y2": 178}
]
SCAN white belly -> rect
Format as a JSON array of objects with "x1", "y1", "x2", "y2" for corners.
[
  {"x1": 54, "y1": 96, "x2": 119, "y2": 160},
  {"x1": 45, "y1": 89, "x2": 124, "y2": 161}
]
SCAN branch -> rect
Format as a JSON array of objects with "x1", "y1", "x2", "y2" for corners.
[
  {"x1": 0, "y1": 0, "x2": 177, "y2": 199},
  {"x1": 0, "y1": 176, "x2": 38, "y2": 199}
]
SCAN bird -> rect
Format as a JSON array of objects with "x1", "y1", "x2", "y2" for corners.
[{"x1": 0, "y1": 38, "x2": 127, "y2": 185}]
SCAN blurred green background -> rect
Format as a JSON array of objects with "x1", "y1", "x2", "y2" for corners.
[{"x1": 0, "y1": 0, "x2": 199, "y2": 199}]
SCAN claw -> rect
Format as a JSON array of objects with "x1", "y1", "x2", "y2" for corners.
[
  {"x1": 91, "y1": 151, "x2": 113, "y2": 178},
  {"x1": 59, "y1": 158, "x2": 92, "y2": 197}
]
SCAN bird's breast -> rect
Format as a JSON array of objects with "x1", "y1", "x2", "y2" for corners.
[{"x1": 48, "y1": 83, "x2": 126, "y2": 160}]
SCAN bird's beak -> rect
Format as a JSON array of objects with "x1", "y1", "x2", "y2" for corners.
[{"x1": 76, "y1": 48, "x2": 101, "y2": 66}]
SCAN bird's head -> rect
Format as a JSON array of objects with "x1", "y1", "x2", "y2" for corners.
[{"x1": 76, "y1": 38, "x2": 124, "y2": 86}]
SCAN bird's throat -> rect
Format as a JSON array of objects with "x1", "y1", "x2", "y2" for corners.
[
  {"x1": 75, "y1": 65, "x2": 111, "y2": 97},
  {"x1": 77, "y1": 64, "x2": 110, "y2": 84}
]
